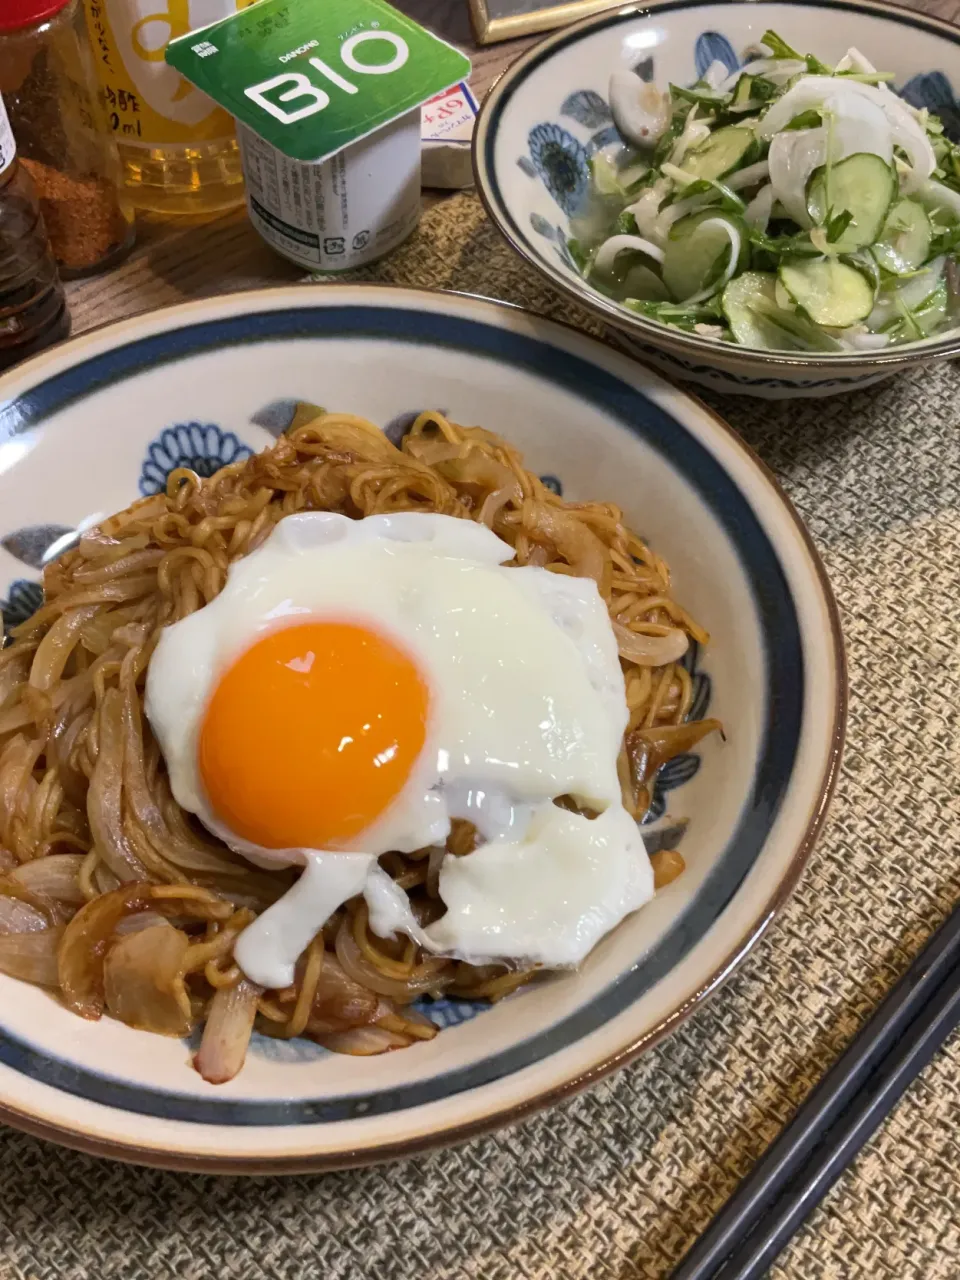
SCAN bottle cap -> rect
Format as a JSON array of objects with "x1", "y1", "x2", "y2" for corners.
[{"x1": 0, "y1": 0, "x2": 70, "y2": 33}]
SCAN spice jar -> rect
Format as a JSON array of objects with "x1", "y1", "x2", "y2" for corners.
[
  {"x1": 0, "y1": 93, "x2": 70, "y2": 371},
  {"x1": 0, "y1": 0, "x2": 134, "y2": 278}
]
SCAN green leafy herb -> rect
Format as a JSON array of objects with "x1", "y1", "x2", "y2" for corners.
[
  {"x1": 566, "y1": 238, "x2": 590, "y2": 272},
  {"x1": 664, "y1": 177, "x2": 746, "y2": 213},
  {"x1": 615, "y1": 210, "x2": 639, "y2": 235},
  {"x1": 929, "y1": 223, "x2": 960, "y2": 256},
  {"x1": 783, "y1": 109, "x2": 823, "y2": 131},
  {"x1": 759, "y1": 29, "x2": 832, "y2": 75},
  {"x1": 669, "y1": 84, "x2": 731, "y2": 110},
  {"x1": 825, "y1": 209, "x2": 854, "y2": 243},
  {"x1": 623, "y1": 296, "x2": 725, "y2": 327},
  {"x1": 747, "y1": 227, "x2": 820, "y2": 258}
]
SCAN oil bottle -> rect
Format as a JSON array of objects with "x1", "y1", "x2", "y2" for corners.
[{"x1": 82, "y1": 1, "x2": 256, "y2": 214}]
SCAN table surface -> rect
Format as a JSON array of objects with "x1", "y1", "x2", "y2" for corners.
[{"x1": 21, "y1": 5, "x2": 960, "y2": 1280}]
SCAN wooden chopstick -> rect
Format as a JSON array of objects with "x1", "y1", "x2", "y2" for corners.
[{"x1": 668, "y1": 902, "x2": 960, "y2": 1280}]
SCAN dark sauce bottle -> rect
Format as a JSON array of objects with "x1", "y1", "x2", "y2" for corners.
[{"x1": 0, "y1": 92, "x2": 69, "y2": 372}]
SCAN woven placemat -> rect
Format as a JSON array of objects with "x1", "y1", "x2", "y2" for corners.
[{"x1": 11, "y1": 193, "x2": 958, "y2": 1280}]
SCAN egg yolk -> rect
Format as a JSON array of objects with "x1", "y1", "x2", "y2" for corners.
[{"x1": 198, "y1": 621, "x2": 429, "y2": 850}]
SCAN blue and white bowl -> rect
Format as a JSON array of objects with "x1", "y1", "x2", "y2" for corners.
[
  {"x1": 0, "y1": 286, "x2": 843, "y2": 1170},
  {"x1": 474, "y1": 0, "x2": 960, "y2": 398}
]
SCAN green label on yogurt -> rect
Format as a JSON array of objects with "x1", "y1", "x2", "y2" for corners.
[{"x1": 165, "y1": 0, "x2": 471, "y2": 163}]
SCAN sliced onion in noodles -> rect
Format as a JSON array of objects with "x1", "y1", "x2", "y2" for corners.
[
  {"x1": 0, "y1": 927, "x2": 64, "y2": 985},
  {"x1": 613, "y1": 622, "x2": 689, "y2": 666},
  {"x1": 59, "y1": 882, "x2": 229, "y2": 1019},
  {"x1": 0, "y1": 897, "x2": 48, "y2": 934},
  {"x1": 315, "y1": 1025, "x2": 413, "y2": 1055},
  {"x1": 103, "y1": 923, "x2": 193, "y2": 1036},
  {"x1": 336, "y1": 915, "x2": 448, "y2": 1003},
  {"x1": 310, "y1": 950, "x2": 380, "y2": 1025},
  {"x1": 28, "y1": 607, "x2": 99, "y2": 692},
  {"x1": 13, "y1": 854, "x2": 86, "y2": 904},
  {"x1": 114, "y1": 910, "x2": 171, "y2": 935},
  {"x1": 627, "y1": 718, "x2": 723, "y2": 786},
  {"x1": 86, "y1": 688, "x2": 148, "y2": 883},
  {"x1": 194, "y1": 978, "x2": 262, "y2": 1083},
  {"x1": 522, "y1": 505, "x2": 607, "y2": 588}
]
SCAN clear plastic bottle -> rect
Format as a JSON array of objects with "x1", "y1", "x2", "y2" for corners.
[
  {"x1": 0, "y1": 95, "x2": 70, "y2": 371},
  {"x1": 81, "y1": 0, "x2": 251, "y2": 215}
]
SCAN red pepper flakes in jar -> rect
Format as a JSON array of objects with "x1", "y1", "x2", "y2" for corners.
[{"x1": 0, "y1": 0, "x2": 134, "y2": 278}]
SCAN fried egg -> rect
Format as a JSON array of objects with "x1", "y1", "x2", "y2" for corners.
[{"x1": 145, "y1": 512, "x2": 653, "y2": 988}]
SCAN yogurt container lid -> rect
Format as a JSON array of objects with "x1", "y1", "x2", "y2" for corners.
[{"x1": 165, "y1": 0, "x2": 472, "y2": 164}]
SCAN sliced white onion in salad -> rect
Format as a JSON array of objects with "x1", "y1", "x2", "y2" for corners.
[
  {"x1": 919, "y1": 178, "x2": 960, "y2": 220},
  {"x1": 591, "y1": 234, "x2": 666, "y2": 274},
  {"x1": 669, "y1": 106, "x2": 713, "y2": 165},
  {"x1": 744, "y1": 183, "x2": 776, "y2": 231},
  {"x1": 701, "y1": 59, "x2": 730, "y2": 90},
  {"x1": 726, "y1": 160, "x2": 771, "y2": 190},
  {"x1": 867, "y1": 255, "x2": 946, "y2": 329},
  {"x1": 681, "y1": 218, "x2": 742, "y2": 303},
  {"x1": 758, "y1": 76, "x2": 934, "y2": 191},
  {"x1": 840, "y1": 328, "x2": 892, "y2": 350},
  {"x1": 834, "y1": 48, "x2": 877, "y2": 75},
  {"x1": 719, "y1": 58, "x2": 807, "y2": 91},
  {"x1": 766, "y1": 94, "x2": 893, "y2": 226},
  {"x1": 625, "y1": 177, "x2": 673, "y2": 245}
]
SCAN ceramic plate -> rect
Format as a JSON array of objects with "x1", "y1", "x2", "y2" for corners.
[
  {"x1": 0, "y1": 286, "x2": 844, "y2": 1171},
  {"x1": 473, "y1": 0, "x2": 960, "y2": 397}
]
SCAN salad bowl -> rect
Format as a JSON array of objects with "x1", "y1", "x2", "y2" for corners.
[{"x1": 474, "y1": 0, "x2": 960, "y2": 398}]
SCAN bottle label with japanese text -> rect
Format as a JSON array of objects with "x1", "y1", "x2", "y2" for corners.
[
  {"x1": 82, "y1": 0, "x2": 258, "y2": 146},
  {"x1": 0, "y1": 97, "x2": 16, "y2": 177}
]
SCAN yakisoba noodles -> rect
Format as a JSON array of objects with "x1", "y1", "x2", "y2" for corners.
[{"x1": 0, "y1": 410, "x2": 719, "y2": 1081}]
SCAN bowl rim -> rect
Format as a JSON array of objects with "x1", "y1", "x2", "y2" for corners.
[
  {"x1": 473, "y1": 0, "x2": 960, "y2": 372},
  {"x1": 0, "y1": 282, "x2": 847, "y2": 1172}
]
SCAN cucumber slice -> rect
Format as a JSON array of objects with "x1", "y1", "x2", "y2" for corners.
[
  {"x1": 779, "y1": 257, "x2": 875, "y2": 327},
  {"x1": 911, "y1": 279, "x2": 948, "y2": 336},
  {"x1": 872, "y1": 199, "x2": 932, "y2": 275},
  {"x1": 681, "y1": 126, "x2": 756, "y2": 181},
  {"x1": 614, "y1": 262, "x2": 671, "y2": 303},
  {"x1": 721, "y1": 271, "x2": 833, "y2": 350},
  {"x1": 806, "y1": 153, "x2": 897, "y2": 252},
  {"x1": 731, "y1": 75, "x2": 756, "y2": 110},
  {"x1": 662, "y1": 211, "x2": 748, "y2": 301}
]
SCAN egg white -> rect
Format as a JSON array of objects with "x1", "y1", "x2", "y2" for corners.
[{"x1": 145, "y1": 511, "x2": 654, "y2": 986}]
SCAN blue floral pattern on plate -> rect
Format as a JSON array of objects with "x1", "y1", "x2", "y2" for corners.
[
  {"x1": 139, "y1": 422, "x2": 254, "y2": 497},
  {"x1": 561, "y1": 89, "x2": 612, "y2": 128},
  {"x1": 1, "y1": 524, "x2": 75, "y2": 571},
  {"x1": 0, "y1": 579, "x2": 43, "y2": 634},
  {"x1": 900, "y1": 70, "x2": 960, "y2": 140},
  {"x1": 526, "y1": 123, "x2": 590, "y2": 215},
  {"x1": 694, "y1": 31, "x2": 740, "y2": 78}
]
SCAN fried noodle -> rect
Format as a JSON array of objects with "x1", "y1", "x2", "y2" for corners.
[{"x1": 0, "y1": 410, "x2": 718, "y2": 1081}]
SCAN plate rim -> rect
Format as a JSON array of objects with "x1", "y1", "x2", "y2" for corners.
[{"x1": 0, "y1": 283, "x2": 846, "y2": 1172}]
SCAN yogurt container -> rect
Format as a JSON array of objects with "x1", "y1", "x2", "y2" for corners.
[
  {"x1": 165, "y1": 0, "x2": 470, "y2": 276},
  {"x1": 237, "y1": 109, "x2": 421, "y2": 272}
]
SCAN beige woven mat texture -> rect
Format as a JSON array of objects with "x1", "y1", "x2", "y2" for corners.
[{"x1": 7, "y1": 192, "x2": 956, "y2": 1280}]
